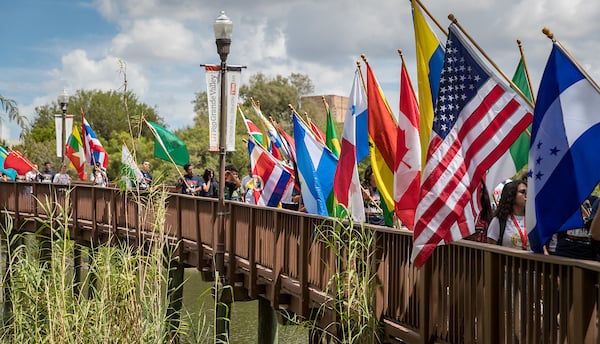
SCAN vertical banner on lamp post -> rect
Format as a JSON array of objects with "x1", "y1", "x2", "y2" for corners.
[
  {"x1": 54, "y1": 114, "x2": 74, "y2": 157},
  {"x1": 205, "y1": 65, "x2": 220, "y2": 152},
  {"x1": 226, "y1": 66, "x2": 242, "y2": 151},
  {"x1": 204, "y1": 64, "x2": 243, "y2": 152}
]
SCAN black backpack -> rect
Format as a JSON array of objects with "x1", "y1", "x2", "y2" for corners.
[{"x1": 496, "y1": 218, "x2": 507, "y2": 246}]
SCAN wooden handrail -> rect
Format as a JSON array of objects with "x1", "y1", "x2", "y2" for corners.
[{"x1": 1, "y1": 181, "x2": 600, "y2": 342}]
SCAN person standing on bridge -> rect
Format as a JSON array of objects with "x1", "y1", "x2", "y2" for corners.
[
  {"x1": 53, "y1": 164, "x2": 71, "y2": 185},
  {"x1": 224, "y1": 164, "x2": 242, "y2": 201},
  {"x1": 199, "y1": 168, "x2": 218, "y2": 198},
  {"x1": 90, "y1": 162, "x2": 108, "y2": 187},
  {"x1": 487, "y1": 180, "x2": 530, "y2": 251},
  {"x1": 139, "y1": 161, "x2": 153, "y2": 190},
  {"x1": 178, "y1": 163, "x2": 202, "y2": 196}
]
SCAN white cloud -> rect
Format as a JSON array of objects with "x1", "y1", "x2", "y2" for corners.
[
  {"x1": 47, "y1": 49, "x2": 149, "y2": 97},
  {"x1": 111, "y1": 18, "x2": 200, "y2": 63},
  {"x1": 7, "y1": 0, "x2": 600, "y2": 143}
]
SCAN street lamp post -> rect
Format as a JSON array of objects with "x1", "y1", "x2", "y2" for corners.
[
  {"x1": 214, "y1": 10, "x2": 232, "y2": 283},
  {"x1": 58, "y1": 90, "x2": 69, "y2": 165},
  {"x1": 214, "y1": 10, "x2": 233, "y2": 341}
]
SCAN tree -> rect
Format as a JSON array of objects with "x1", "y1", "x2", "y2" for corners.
[
  {"x1": 17, "y1": 89, "x2": 164, "y2": 180},
  {"x1": 239, "y1": 72, "x2": 314, "y2": 125},
  {"x1": 0, "y1": 95, "x2": 27, "y2": 138}
]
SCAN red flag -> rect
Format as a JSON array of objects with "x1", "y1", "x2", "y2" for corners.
[
  {"x1": 275, "y1": 122, "x2": 296, "y2": 161},
  {"x1": 308, "y1": 118, "x2": 326, "y2": 144},
  {"x1": 365, "y1": 61, "x2": 397, "y2": 223},
  {"x1": 394, "y1": 61, "x2": 421, "y2": 230},
  {"x1": 4, "y1": 150, "x2": 34, "y2": 175}
]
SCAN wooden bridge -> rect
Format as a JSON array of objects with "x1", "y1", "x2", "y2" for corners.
[{"x1": 1, "y1": 181, "x2": 600, "y2": 343}]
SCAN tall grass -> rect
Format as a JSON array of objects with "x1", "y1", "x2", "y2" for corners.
[
  {"x1": 0, "y1": 187, "x2": 215, "y2": 343},
  {"x1": 291, "y1": 217, "x2": 381, "y2": 343}
]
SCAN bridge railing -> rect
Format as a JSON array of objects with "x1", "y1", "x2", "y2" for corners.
[{"x1": 1, "y1": 181, "x2": 599, "y2": 343}]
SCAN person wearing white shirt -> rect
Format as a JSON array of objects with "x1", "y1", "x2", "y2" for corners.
[
  {"x1": 53, "y1": 164, "x2": 71, "y2": 185},
  {"x1": 90, "y1": 162, "x2": 108, "y2": 187}
]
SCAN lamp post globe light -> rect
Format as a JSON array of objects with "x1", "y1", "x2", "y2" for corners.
[
  {"x1": 58, "y1": 89, "x2": 69, "y2": 165},
  {"x1": 213, "y1": 10, "x2": 232, "y2": 340}
]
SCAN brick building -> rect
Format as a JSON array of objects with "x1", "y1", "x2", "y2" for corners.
[{"x1": 300, "y1": 94, "x2": 348, "y2": 123}]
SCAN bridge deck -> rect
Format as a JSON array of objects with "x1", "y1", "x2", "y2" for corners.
[{"x1": 2, "y1": 181, "x2": 600, "y2": 343}]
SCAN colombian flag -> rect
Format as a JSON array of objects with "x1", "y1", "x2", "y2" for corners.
[{"x1": 412, "y1": 0, "x2": 445, "y2": 166}]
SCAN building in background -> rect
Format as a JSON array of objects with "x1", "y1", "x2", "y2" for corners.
[{"x1": 300, "y1": 95, "x2": 348, "y2": 123}]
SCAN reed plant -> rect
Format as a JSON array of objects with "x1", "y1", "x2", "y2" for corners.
[
  {"x1": 0, "y1": 185, "x2": 216, "y2": 343},
  {"x1": 288, "y1": 217, "x2": 381, "y2": 343}
]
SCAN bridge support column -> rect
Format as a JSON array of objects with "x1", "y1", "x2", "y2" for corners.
[
  {"x1": 166, "y1": 256, "x2": 184, "y2": 341},
  {"x1": 258, "y1": 296, "x2": 278, "y2": 343},
  {"x1": 215, "y1": 284, "x2": 231, "y2": 342}
]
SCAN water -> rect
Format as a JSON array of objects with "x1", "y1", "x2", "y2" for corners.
[{"x1": 182, "y1": 268, "x2": 309, "y2": 343}]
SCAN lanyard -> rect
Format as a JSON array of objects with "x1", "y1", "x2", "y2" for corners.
[{"x1": 511, "y1": 215, "x2": 528, "y2": 250}]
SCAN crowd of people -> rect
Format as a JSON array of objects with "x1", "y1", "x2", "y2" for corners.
[{"x1": 4, "y1": 157, "x2": 600, "y2": 263}]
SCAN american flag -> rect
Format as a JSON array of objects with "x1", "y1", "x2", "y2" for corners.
[{"x1": 411, "y1": 24, "x2": 533, "y2": 267}]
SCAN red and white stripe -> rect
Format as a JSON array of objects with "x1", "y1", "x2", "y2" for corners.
[{"x1": 412, "y1": 79, "x2": 532, "y2": 266}]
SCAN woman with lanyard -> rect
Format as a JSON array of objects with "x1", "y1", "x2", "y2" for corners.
[{"x1": 487, "y1": 179, "x2": 530, "y2": 251}]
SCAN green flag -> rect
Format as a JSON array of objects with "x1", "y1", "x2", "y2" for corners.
[
  {"x1": 325, "y1": 106, "x2": 340, "y2": 158},
  {"x1": 147, "y1": 121, "x2": 189, "y2": 166},
  {"x1": 486, "y1": 58, "x2": 533, "y2": 202}
]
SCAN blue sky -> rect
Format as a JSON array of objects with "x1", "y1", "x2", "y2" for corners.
[{"x1": 2, "y1": 0, "x2": 600, "y2": 143}]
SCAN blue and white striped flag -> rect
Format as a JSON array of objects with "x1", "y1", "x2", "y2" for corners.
[
  {"x1": 293, "y1": 112, "x2": 338, "y2": 216},
  {"x1": 527, "y1": 43, "x2": 600, "y2": 252}
]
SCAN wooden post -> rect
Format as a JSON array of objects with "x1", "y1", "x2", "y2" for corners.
[
  {"x1": 166, "y1": 253, "x2": 185, "y2": 342},
  {"x1": 258, "y1": 296, "x2": 278, "y2": 344},
  {"x1": 568, "y1": 267, "x2": 596, "y2": 342},
  {"x1": 482, "y1": 251, "x2": 500, "y2": 343}
]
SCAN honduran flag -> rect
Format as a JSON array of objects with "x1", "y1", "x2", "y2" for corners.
[
  {"x1": 247, "y1": 136, "x2": 294, "y2": 207},
  {"x1": 82, "y1": 112, "x2": 108, "y2": 169},
  {"x1": 527, "y1": 42, "x2": 600, "y2": 252}
]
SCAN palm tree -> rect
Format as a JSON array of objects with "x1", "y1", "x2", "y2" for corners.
[{"x1": 0, "y1": 94, "x2": 26, "y2": 132}]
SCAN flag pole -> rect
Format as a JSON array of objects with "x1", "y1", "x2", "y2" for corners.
[
  {"x1": 321, "y1": 96, "x2": 330, "y2": 117},
  {"x1": 398, "y1": 49, "x2": 419, "y2": 100},
  {"x1": 356, "y1": 60, "x2": 368, "y2": 95},
  {"x1": 542, "y1": 27, "x2": 600, "y2": 93},
  {"x1": 412, "y1": 0, "x2": 448, "y2": 37},
  {"x1": 516, "y1": 39, "x2": 536, "y2": 105},
  {"x1": 143, "y1": 119, "x2": 190, "y2": 190},
  {"x1": 448, "y1": 14, "x2": 534, "y2": 109},
  {"x1": 287, "y1": 104, "x2": 311, "y2": 127}
]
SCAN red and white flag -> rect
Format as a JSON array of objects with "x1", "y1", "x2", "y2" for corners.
[
  {"x1": 247, "y1": 137, "x2": 294, "y2": 207},
  {"x1": 333, "y1": 69, "x2": 366, "y2": 222},
  {"x1": 394, "y1": 60, "x2": 421, "y2": 230}
]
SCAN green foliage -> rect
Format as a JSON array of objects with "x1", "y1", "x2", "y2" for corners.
[
  {"x1": 0, "y1": 188, "x2": 212, "y2": 343},
  {"x1": 239, "y1": 72, "x2": 314, "y2": 126},
  {"x1": 18, "y1": 70, "x2": 317, "y2": 187},
  {"x1": 285, "y1": 218, "x2": 381, "y2": 343},
  {"x1": 0, "y1": 95, "x2": 27, "y2": 137},
  {"x1": 16, "y1": 89, "x2": 164, "y2": 181}
]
